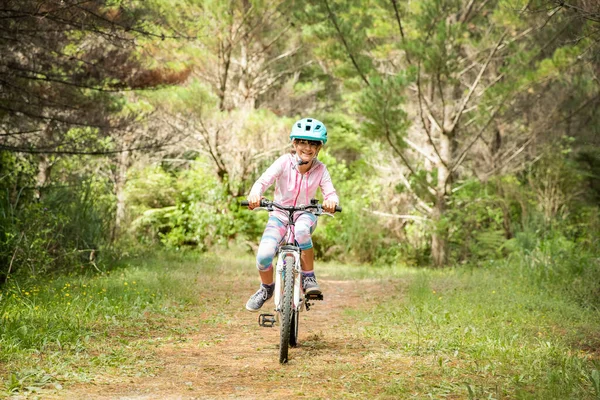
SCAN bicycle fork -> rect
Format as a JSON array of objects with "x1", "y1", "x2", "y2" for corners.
[
  {"x1": 258, "y1": 247, "x2": 302, "y2": 327},
  {"x1": 274, "y1": 248, "x2": 302, "y2": 313}
]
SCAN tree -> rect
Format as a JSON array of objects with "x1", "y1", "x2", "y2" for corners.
[
  {"x1": 300, "y1": 0, "x2": 600, "y2": 266},
  {"x1": 189, "y1": 0, "x2": 310, "y2": 112},
  {"x1": 0, "y1": 1, "x2": 190, "y2": 190},
  {"x1": 152, "y1": 82, "x2": 291, "y2": 198},
  {"x1": 153, "y1": 0, "x2": 317, "y2": 197},
  {"x1": 0, "y1": 1, "x2": 196, "y2": 273}
]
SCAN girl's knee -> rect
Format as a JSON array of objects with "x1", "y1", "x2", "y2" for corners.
[
  {"x1": 295, "y1": 228, "x2": 313, "y2": 250},
  {"x1": 256, "y1": 261, "x2": 273, "y2": 272},
  {"x1": 256, "y1": 248, "x2": 275, "y2": 271}
]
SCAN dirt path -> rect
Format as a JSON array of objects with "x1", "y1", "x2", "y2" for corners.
[{"x1": 49, "y1": 278, "x2": 402, "y2": 400}]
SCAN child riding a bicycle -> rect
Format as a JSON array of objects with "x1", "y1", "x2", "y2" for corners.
[{"x1": 245, "y1": 118, "x2": 339, "y2": 312}]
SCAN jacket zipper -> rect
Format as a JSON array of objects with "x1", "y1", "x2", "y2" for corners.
[{"x1": 293, "y1": 172, "x2": 304, "y2": 206}]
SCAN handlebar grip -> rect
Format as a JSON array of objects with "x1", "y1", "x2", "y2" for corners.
[
  {"x1": 335, "y1": 205, "x2": 342, "y2": 213},
  {"x1": 241, "y1": 199, "x2": 271, "y2": 208}
]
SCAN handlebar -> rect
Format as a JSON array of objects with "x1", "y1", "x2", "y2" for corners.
[{"x1": 241, "y1": 199, "x2": 342, "y2": 213}]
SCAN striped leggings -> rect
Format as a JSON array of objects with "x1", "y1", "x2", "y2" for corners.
[{"x1": 256, "y1": 213, "x2": 317, "y2": 271}]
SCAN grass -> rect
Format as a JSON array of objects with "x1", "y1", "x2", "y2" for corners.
[
  {"x1": 0, "y1": 246, "x2": 598, "y2": 399},
  {"x1": 0, "y1": 251, "x2": 246, "y2": 395},
  {"x1": 349, "y1": 256, "x2": 600, "y2": 399}
]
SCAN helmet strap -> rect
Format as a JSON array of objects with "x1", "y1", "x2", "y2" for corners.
[{"x1": 295, "y1": 153, "x2": 316, "y2": 170}]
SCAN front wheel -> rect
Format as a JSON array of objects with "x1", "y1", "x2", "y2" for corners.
[{"x1": 279, "y1": 256, "x2": 295, "y2": 363}]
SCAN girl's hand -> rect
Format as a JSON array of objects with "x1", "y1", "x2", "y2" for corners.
[
  {"x1": 248, "y1": 194, "x2": 261, "y2": 210},
  {"x1": 323, "y1": 199, "x2": 337, "y2": 213}
]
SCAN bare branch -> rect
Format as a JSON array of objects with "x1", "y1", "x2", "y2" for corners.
[
  {"x1": 383, "y1": 123, "x2": 418, "y2": 177},
  {"x1": 0, "y1": 105, "x2": 107, "y2": 128},
  {"x1": 362, "y1": 208, "x2": 428, "y2": 221},
  {"x1": 414, "y1": 67, "x2": 446, "y2": 167},
  {"x1": 0, "y1": 129, "x2": 43, "y2": 137},
  {"x1": 483, "y1": 136, "x2": 536, "y2": 179},
  {"x1": 449, "y1": 32, "x2": 507, "y2": 134},
  {"x1": 553, "y1": 1, "x2": 600, "y2": 23},
  {"x1": 459, "y1": 0, "x2": 477, "y2": 24},
  {"x1": 404, "y1": 138, "x2": 438, "y2": 164},
  {"x1": 0, "y1": 142, "x2": 175, "y2": 155},
  {"x1": 451, "y1": 98, "x2": 507, "y2": 173}
]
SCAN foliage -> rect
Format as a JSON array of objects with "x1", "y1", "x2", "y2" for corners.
[
  {"x1": 358, "y1": 74, "x2": 412, "y2": 147},
  {"x1": 310, "y1": 133, "x2": 411, "y2": 264},
  {"x1": 295, "y1": 0, "x2": 600, "y2": 266},
  {"x1": 0, "y1": 0, "x2": 190, "y2": 154},
  {"x1": 1, "y1": 0, "x2": 599, "y2": 276},
  {"x1": 526, "y1": 140, "x2": 587, "y2": 224},
  {"x1": 0, "y1": 181, "x2": 114, "y2": 279},
  {"x1": 126, "y1": 160, "x2": 264, "y2": 250},
  {"x1": 443, "y1": 144, "x2": 599, "y2": 265},
  {"x1": 445, "y1": 179, "x2": 510, "y2": 263},
  {"x1": 0, "y1": 152, "x2": 117, "y2": 279}
]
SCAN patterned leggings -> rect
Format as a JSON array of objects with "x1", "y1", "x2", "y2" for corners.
[{"x1": 256, "y1": 213, "x2": 317, "y2": 271}]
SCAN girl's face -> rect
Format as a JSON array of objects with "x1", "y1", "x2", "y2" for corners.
[{"x1": 293, "y1": 139, "x2": 322, "y2": 164}]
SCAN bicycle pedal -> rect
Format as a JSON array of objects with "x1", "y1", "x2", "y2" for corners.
[
  {"x1": 258, "y1": 313, "x2": 276, "y2": 327},
  {"x1": 305, "y1": 293, "x2": 323, "y2": 301}
]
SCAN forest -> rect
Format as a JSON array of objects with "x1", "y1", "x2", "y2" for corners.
[{"x1": 1, "y1": 0, "x2": 599, "y2": 398}]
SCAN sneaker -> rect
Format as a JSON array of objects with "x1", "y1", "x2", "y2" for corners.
[
  {"x1": 302, "y1": 274, "x2": 321, "y2": 295},
  {"x1": 245, "y1": 285, "x2": 274, "y2": 312}
]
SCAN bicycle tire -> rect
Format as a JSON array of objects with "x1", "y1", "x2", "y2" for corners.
[{"x1": 279, "y1": 255, "x2": 295, "y2": 363}]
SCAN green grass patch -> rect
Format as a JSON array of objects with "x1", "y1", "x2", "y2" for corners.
[
  {"x1": 0, "y1": 250, "x2": 247, "y2": 395},
  {"x1": 351, "y1": 254, "x2": 600, "y2": 399}
]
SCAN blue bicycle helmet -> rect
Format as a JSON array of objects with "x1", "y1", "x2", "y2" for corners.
[{"x1": 290, "y1": 118, "x2": 328, "y2": 145}]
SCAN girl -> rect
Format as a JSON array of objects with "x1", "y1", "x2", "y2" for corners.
[{"x1": 246, "y1": 118, "x2": 339, "y2": 312}]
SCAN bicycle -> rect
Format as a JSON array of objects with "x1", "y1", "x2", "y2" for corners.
[{"x1": 241, "y1": 198, "x2": 341, "y2": 363}]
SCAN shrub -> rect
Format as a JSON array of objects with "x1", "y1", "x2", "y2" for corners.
[
  {"x1": 127, "y1": 161, "x2": 264, "y2": 250},
  {"x1": 0, "y1": 179, "x2": 114, "y2": 279}
]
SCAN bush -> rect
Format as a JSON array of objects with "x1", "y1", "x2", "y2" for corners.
[
  {"x1": 127, "y1": 161, "x2": 265, "y2": 250},
  {"x1": 445, "y1": 144, "x2": 600, "y2": 265},
  {"x1": 506, "y1": 234, "x2": 600, "y2": 309},
  {"x1": 311, "y1": 148, "x2": 407, "y2": 264},
  {"x1": 0, "y1": 180, "x2": 114, "y2": 279},
  {"x1": 444, "y1": 178, "x2": 514, "y2": 264}
]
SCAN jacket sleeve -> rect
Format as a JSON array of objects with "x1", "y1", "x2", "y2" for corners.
[
  {"x1": 320, "y1": 166, "x2": 339, "y2": 204},
  {"x1": 249, "y1": 155, "x2": 285, "y2": 197}
]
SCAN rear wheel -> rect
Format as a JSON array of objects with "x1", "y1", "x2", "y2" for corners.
[{"x1": 279, "y1": 256, "x2": 295, "y2": 363}]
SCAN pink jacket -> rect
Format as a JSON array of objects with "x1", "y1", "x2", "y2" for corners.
[{"x1": 250, "y1": 153, "x2": 339, "y2": 219}]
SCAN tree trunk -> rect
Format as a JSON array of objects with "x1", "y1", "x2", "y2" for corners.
[
  {"x1": 112, "y1": 149, "x2": 130, "y2": 242},
  {"x1": 35, "y1": 155, "x2": 52, "y2": 200},
  {"x1": 431, "y1": 192, "x2": 447, "y2": 267},
  {"x1": 35, "y1": 124, "x2": 56, "y2": 199},
  {"x1": 431, "y1": 132, "x2": 451, "y2": 267}
]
